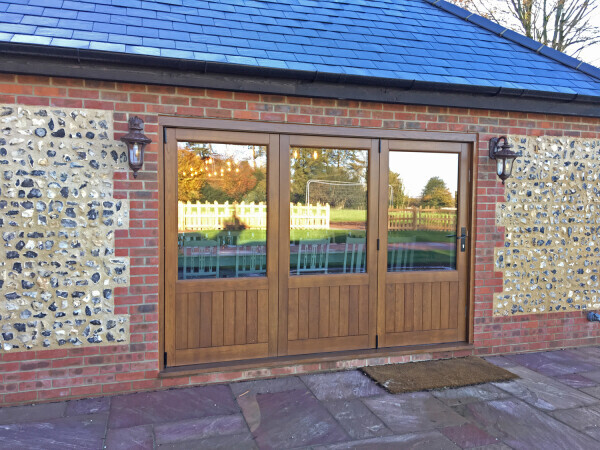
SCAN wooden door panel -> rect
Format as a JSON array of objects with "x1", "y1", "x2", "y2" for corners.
[
  {"x1": 377, "y1": 141, "x2": 471, "y2": 349},
  {"x1": 165, "y1": 130, "x2": 279, "y2": 367}
]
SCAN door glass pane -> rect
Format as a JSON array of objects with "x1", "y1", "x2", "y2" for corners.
[
  {"x1": 290, "y1": 147, "x2": 368, "y2": 275},
  {"x1": 388, "y1": 152, "x2": 458, "y2": 272},
  {"x1": 177, "y1": 142, "x2": 267, "y2": 279}
]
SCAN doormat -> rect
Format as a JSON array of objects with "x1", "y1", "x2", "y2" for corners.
[{"x1": 361, "y1": 356, "x2": 518, "y2": 394}]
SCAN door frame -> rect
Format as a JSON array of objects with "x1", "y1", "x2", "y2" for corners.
[{"x1": 158, "y1": 117, "x2": 478, "y2": 370}]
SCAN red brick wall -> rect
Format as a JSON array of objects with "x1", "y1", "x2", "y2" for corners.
[{"x1": 1, "y1": 73, "x2": 599, "y2": 406}]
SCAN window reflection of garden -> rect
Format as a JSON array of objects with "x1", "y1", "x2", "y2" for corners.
[
  {"x1": 387, "y1": 152, "x2": 459, "y2": 272},
  {"x1": 177, "y1": 142, "x2": 268, "y2": 280},
  {"x1": 290, "y1": 147, "x2": 368, "y2": 275}
]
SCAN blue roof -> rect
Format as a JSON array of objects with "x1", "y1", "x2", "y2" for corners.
[{"x1": 0, "y1": 0, "x2": 599, "y2": 97}]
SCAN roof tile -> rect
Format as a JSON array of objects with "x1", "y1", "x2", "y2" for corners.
[{"x1": 0, "y1": 0, "x2": 596, "y2": 97}]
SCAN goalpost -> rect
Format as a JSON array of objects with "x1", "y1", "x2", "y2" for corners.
[{"x1": 305, "y1": 180, "x2": 367, "y2": 209}]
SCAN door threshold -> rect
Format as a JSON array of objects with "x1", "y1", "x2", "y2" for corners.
[{"x1": 160, "y1": 341, "x2": 473, "y2": 378}]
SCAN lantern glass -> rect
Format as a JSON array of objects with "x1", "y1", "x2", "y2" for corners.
[
  {"x1": 504, "y1": 157, "x2": 515, "y2": 178},
  {"x1": 129, "y1": 142, "x2": 142, "y2": 165},
  {"x1": 496, "y1": 158, "x2": 504, "y2": 177}
]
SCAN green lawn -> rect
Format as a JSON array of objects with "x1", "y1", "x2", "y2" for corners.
[{"x1": 329, "y1": 208, "x2": 367, "y2": 223}]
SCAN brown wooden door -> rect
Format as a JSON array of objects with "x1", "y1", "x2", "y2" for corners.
[
  {"x1": 278, "y1": 135, "x2": 379, "y2": 356},
  {"x1": 164, "y1": 129, "x2": 279, "y2": 366},
  {"x1": 376, "y1": 140, "x2": 471, "y2": 347}
]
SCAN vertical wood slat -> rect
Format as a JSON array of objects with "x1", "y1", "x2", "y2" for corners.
[
  {"x1": 212, "y1": 292, "x2": 224, "y2": 347},
  {"x1": 319, "y1": 287, "x2": 330, "y2": 338},
  {"x1": 223, "y1": 291, "x2": 235, "y2": 346},
  {"x1": 440, "y1": 281, "x2": 450, "y2": 329},
  {"x1": 422, "y1": 283, "x2": 432, "y2": 331},
  {"x1": 413, "y1": 283, "x2": 423, "y2": 331},
  {"x1": 200, "y1": 292, "x2": 212, "y2": 348},
  {"x1": 175, "y1": 293, "x2": 188, "y2": 350},
  {"x1": 404, "y1": 283, "x2": 414, "y2": 332},
  {"x1": 358, "y1": 284, "x2": 369, "y2": 335},
  {"x1": 298, "y1": 287, "x2": 309, "y2": 340},
  {"x1": 246, "y1": 289, "x2": 258, "y2": 344},
  {"x1": 257, "y1": 289, "x2": 269, "y2": 343},
  {"x1": 431, "y1": 282, "x2": 441, "y2": 330},
  {"x1": 385, "y1": 283, "x2": 395, "y2": 333},
  {"x1": 287, "y1": 288, "x2": 299, "y2": 341},
  {"x1": 188, "y1": 292, "x2": 201, "y2": 348},
  {"x1": 339, "y1": 285, "x2": 350, "y2": 337},
  {"x1": 308, "y1": 287, "x2": 320, "y2": 339},
  {"x1": 348, "y1": 285, "x2": 359, "y2": 336},
  {"x1": 395, "y1": 283, "x2": 405, "y2": 333},
  {"x1": 329, "y1": 286, "x2": 340, "y2": 337},
  {"x1": 449, "y1": 281, "x2": 459, "y2": 329},
  {"x1": 235, "y1": 290, "x2": 247, "y2": 345}
]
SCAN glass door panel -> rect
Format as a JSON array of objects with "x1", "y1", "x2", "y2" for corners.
[
  {"x1": 289, "y1": 147, "x2": 368, "y2": 275},
  {"x1": 387, "y1": 152, "x2": 458, "y2": 272},
  {"x1": 177, "y1": 142, "x2": 268, "y2": 279}
]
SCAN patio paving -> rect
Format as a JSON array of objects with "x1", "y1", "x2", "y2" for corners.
[{"x1": 2, "y1": 347, "x2": 600, "y2": 449}]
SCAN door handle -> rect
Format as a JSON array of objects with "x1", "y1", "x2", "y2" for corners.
[{"x1": 447, "y1": 227, "x2": 467, "y2": 252}]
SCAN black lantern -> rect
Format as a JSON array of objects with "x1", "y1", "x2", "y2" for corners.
[
  {"x1": 120, "y1": 116, "x2": 152, "y2": 178},
  {"x1": 489, "y1": 136, "x2": 517, "y2": 185}
]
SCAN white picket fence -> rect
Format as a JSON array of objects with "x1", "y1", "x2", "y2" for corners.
[{"x1": 178, "y1": 201, "x2": 330, "y2": 231}]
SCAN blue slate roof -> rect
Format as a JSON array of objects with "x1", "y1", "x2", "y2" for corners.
[{"x1": 0, "y1": 0, "x2": 599, "y2": 97}]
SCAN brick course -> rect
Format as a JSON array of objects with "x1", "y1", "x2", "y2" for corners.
[{"x1": 1, "y1": 74, "x2": 599, "y2": 406}]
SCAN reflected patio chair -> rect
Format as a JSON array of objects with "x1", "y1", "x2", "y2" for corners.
[
  {"x1": 182, "y1": 237, "x2": 219, "y2": 279},
  {"x1": 343, "y1": 237, "x2": 366, "y2": 273},
  {"x1": 388, "y1": 236, "x2": 416, "y2": 271},
  {"x1": 296, "y1": 239, "x2": 330, "y2": 275},
  {"x1": 236, "y1": 244, "x2": 266, "y2": 277}
]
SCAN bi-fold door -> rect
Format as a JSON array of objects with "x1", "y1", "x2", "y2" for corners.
[{"x1": 164, "y1": 128, "x2": 471, "y2": 367}]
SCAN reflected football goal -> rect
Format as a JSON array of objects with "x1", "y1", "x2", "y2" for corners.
[{"x1": 305, "y1": 180, "x2": 367, "y2": 209}]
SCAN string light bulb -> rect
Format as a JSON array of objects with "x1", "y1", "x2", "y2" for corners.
[
  {"x1": 293, "y1": 150, "x2": 298, "y2": 159},
  {"x1": 313, "y1": 150, "x2": 318, "y2": 159}
]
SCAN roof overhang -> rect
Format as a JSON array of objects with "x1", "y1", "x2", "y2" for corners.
[{"x1": 1, "y1": 43, "x2": 600, "y2": 118}]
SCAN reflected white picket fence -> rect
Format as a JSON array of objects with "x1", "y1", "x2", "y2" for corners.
[{"x1": 178, "y1": 201, "x2": 330, "y2": 231}]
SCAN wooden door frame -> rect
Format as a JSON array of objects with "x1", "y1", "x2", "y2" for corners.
[{"x1": 158, "y1": 117, "x2": 478, "y2": 370}]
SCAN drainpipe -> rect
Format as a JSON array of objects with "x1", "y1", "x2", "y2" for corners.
[{"x1": 587, "y1": 312, "x2": 600, "y2": 322}]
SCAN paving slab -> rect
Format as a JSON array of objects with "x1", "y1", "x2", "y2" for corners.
[
  {"x1": 157, "y1": 432, "x2": 257, "y2": 449},
  {"x1": 65, "y1": 396, "x2": 110, "y2": 417},
  {"x1": 550, "y1": 404, "x2": 600, "y2": 434},
  {"x1": 440, "y1": 422, "x2": 499, "y2": 448},
  {"x1": 580, "y1": 385, "x2": 600, "y2": 399},
  {"x1": 300, "y1": 370, "x2": 385, "y2": 401},
  {"x1": 250, "y1": 388, "x2": 348, "y2": 449},
  {"x1": 432, "y1": 383, "x2": 510, "y2": 407},
  {"x1": 503, "y1": 351, "x2": 589, "y2": 377},
  {"x1": 461, "y1": 398, "x2": 597, "y2": 450},
  {"x1": 313, "y1": 430, "x2": 461, "y2": 449},
  {"x1": 324, "y1": 398, "x2": 392, "y2": 440},
  {"x1": 104, "y1": 424, "x2": 154, "y2": 450},
  {"x1": 0, "y1": 401, "x2": 67, "y2": 425},
  {"x1": 231, "y1": 375, "x2": 306, "y2": 397},
  {"x1": 0, "y1": 413, "x2": 107, "y2": 450},
  {"x1": 362, "y1": 392, "x2": 466, "y2": 435},
  {"x1": 493, "y1": 365, "x2": 598, "y2": 411},
  {"x1": 108, "y1": 385, "x2": 238, "y2": 429},
  {"x1": 154, "y1": 414, "x2": 247, "y2": 445},
  {"x1": 553, "y1": 373, "x2": 598, "y2": 389}
]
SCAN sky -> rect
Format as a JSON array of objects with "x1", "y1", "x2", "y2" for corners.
[{"x1": 390, "y1": 152, "x2": 459, "y2": 198}]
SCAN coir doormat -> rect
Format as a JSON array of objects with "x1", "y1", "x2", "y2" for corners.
[{"x1": 361, "y1": 356, "x2": 518, "y2": 394}]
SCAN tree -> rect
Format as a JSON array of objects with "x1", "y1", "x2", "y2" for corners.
[
  {"x1": 388, "y1": 171, "x2": 407, "y2": 208},
  {"x1": 449, "y1": 0, "x2": 600, "y2": 58},
  {"x1": 420, "y1": 177, "x2": 454, "y2": 208}
]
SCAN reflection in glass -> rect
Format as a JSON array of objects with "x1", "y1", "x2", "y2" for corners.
[
  {"x1": 177, "y1": 142, "x2": 267, "y2": 279},
  {"x1": 387, "y1": 152, "x2": 458, "y2": 272},
  {"x1": 290, "y1": 147, "x2": 368, "y2": 275}
]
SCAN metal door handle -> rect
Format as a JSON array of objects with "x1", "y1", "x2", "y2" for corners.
[{"x1": 447, "y1": 227, "x2": 467, "y2": 252}]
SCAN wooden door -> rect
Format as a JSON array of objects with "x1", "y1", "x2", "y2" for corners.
[
  {"x1": 377, "y1": 140, "x2": 471, "y2": 347},
  {"x1": 278, "y1": 136, "x2": 379, "y2": 356},
  {"x1": 164, "y1": 129, "x2": 279, "y2": 366}
]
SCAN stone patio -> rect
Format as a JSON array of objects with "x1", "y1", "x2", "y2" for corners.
[{"x1": 2, "y1": 347, "x2": 600, "y2": 449}]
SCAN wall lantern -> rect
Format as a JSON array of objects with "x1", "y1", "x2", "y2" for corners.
[
  {"x1": 120, "y1": 116, "x2": 152, "y2": 178},
  {"x1": 489, "y1": 136, "x2": 517, "y2": 184}
]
